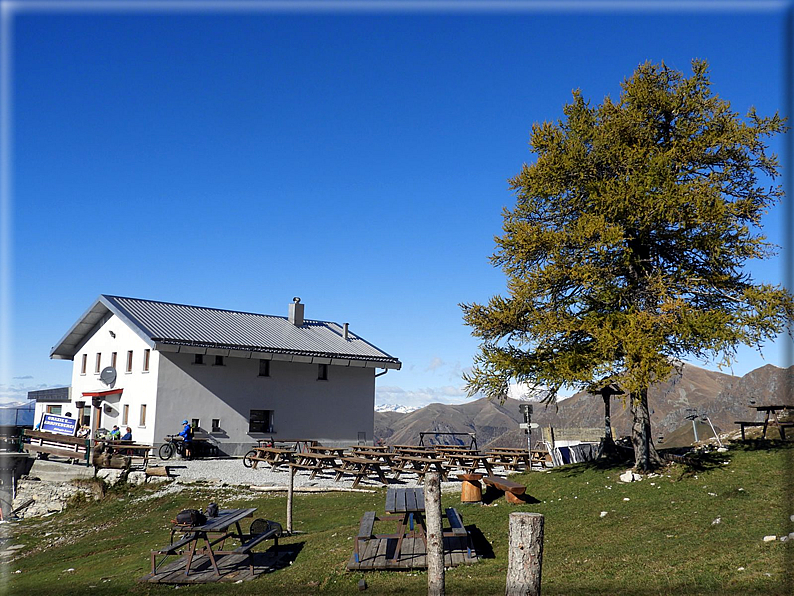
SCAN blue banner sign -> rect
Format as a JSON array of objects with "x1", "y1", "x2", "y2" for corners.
[{"x1": 40, "y1": 413, "x2": 79, "y2": 436}]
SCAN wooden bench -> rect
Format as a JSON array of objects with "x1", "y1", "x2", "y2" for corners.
[
  {"x1": 734, "y1": 421, "x2": 766, "y2": 440},
  {"x1": 150, "y1": 533, "x2": 197, "y2": 573},
  {"x1": 483, "y1": 475, "x2": 526, "y2": 504},
  {"x1": 354, "y1": 511, "x2": 377, "y2": 563},
  {"x1": 233, "y1": 519, "x2": 281, "y2": 574},
  {"x1": 444, "y1": 507, "x2": 471, "y2": 557}
]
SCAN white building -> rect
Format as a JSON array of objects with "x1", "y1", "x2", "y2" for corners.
[{"x1": 45, "y1": 295, "x2": 401, "y2": 455}]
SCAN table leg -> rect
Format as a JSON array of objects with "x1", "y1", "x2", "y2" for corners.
[
  {"x1": 392, "y1": 514, "x2": 408, "y2": 561},
  {"x1": 762, "y1": 412, "x2": 771, "y2": 439}
]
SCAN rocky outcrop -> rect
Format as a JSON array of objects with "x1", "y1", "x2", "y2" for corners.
[{"x1": 11, "y1": 477, "x2": 104, "y2": 519}]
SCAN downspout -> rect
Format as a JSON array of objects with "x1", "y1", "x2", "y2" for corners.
[{"x1": 375, "y1": 368, "x2": 389, "y2": 378}]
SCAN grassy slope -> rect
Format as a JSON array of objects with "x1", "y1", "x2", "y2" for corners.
[{"x1": 3, "y1": 442, "x2": 792, "y2": 596}]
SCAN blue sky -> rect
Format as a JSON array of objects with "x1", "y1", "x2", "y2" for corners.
[{"x1": 2, "y1": 1, "x2": 791, "y2": 408}]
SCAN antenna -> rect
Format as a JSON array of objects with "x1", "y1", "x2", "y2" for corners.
[{"x1": 100, "y1": 366, "x2": 117, "y2": 386}]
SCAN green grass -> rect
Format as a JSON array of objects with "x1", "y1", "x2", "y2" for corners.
[{"x1": 3, "y1": 441, "x2": 792, "y2": 595}]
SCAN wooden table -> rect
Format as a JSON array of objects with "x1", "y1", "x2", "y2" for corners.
[
  {"x1": 738, "y1": 405, "x2": 794, "y2": 440},
  {"x1": 351, "y1": 444, "x2": 390, "y2": 453},
  {"x1": 443, "y1": 452, "x2": 493, "y2": 475},
  {"x1": 152, "y1": 507, "x2": 256, "y2": 576},
  {"x1": 305, "y1": 445, "x2": 347, "y2": 457},
  {"x1": 385, "y1": 487, "x2": 426, "y2": 562},
  {"x1": 351, "y1": 449, "x2": 396, "y2": 467},
  {"x1": 391, "y1": 455, "x2": 448, "y2": 481},
  {"x1": 486, "y1": 449, "x2": 531, "y2": 471},
  {"x1": 257, "y1": 438, "x2": 318, "y2": 453},
  {"x1": 334, "y1": 456, "x2": 390, "y2": 488},
  {"x1": 106, "y1": 441, "x2": 153, "y2": 464},
  {"x1": 247, "y1": 446, "x2": 296, "y2": 469},
  {"x1": 292, "y1": 453, "x2": 344, "y2": 479}
]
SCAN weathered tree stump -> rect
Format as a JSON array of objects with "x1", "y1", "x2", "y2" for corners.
[{"x1": 506, "y1": 512, "x2": 544, "y2": 596}]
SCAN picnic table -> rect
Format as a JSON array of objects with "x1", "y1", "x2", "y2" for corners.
[
  {"x1": 333, "y1": 455, "x2": 390, "y2": 488},
  {"x1": 391, "y1": 455, "x2": 448, "y2": 481},
  {"x1": 106, "y1": 441, "x2": 153, "y2": 465},
  {"x1": 291, "y1": 452, "x2": 344, "y2": 479},
  {"x1": 486, "y1": 449, "x2": 531, "y2": 471},
  {"x1": 352, "y1": 487, "x2": 474, "y2": 568},
  {"x1": 351, "y1": 444, "x2": 390, "y2": 453},
  {"x1": 151, "y1": 507, "x2": 278, "y2": 576},
  {"x1": 385, "y1": 487, "x2": 427, "y2": 562},
  {"x1": 244, "y1": 446, "x2": 296, "y2": 469},
  {"x1": 305, "y1": 445, "x2": 347, "y2": 457},
  {"x1": 735, "y1": 404, "x2": 794, "y2": 440},
  {"x1": 442, "y1": 452, "x2": 493, "y2": 475},
  {"x1": 257, "y1": 438, "x2": 318, "y2": 453},
  {"x1": 350, "y1": 449, "x2": 396, "y2": 467}
]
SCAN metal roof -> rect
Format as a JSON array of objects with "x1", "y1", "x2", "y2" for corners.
[{"x1": 50, "y1": 295, "x2": 401, "y2": 369}]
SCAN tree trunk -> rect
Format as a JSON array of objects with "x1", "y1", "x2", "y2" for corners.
[
  {"x1": 425, "y1": 471, "x2": 445, "y2": 596},
  {"x1": 630, "y1": 388, "x2": 661, "y2": 471}
]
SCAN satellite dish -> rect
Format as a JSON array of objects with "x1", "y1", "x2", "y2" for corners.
[{"x1": 100, "y1": 366, "x2": 117, "y2": 386}]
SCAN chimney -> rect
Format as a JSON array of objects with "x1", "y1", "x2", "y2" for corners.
[
  {"x1": 343, "y1": 322, "x2": 349, "y2": 340},
  {"x1": 288, "y1": 297, "x2": 304, "y2": 326}
]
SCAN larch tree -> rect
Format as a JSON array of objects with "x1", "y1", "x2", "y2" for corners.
[{"x1": 461, "y1": 60, "x2": 793, "y2": 471}]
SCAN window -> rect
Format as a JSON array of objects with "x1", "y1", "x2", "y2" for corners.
[
  {"x1": 111, "y1": 352, "x2": 117, "y2": 369},
  {"x1": 214, "y1": 355, "x2": 224, "y2": 366},
  {"x1": 258, "y1": 359, "x2": 270, "y2": 377},
  {"x1": 318, "y1": 363, "x2": 328, "y2": 381},
  {"x1": 80, "y1": 407, "x2": 90, "y2": 427},
  {"x1": 194, "y1": 354, "x2": 204, "y2": 365},
  {"x1": 211, "y1": 419, "x2": 221, "y2": 432},
  {"x1": 81, "y1": 354, "x2": 87, "y2": 375},
  {"x1": 192, "y1": 418, "x2": 200, "y2": 430},
  {"x1": 126, "y1": 350, "x2": 133, "y2": 373},
  {"x1": 143, "y1": 349, "x2": 150, "y2": 372},
  {"x1": 95, "y1": 352, "x2": 102, "y2": 373},
  {"x1": 249, "y1": 410, "x2": 274, "y2": 433},
  {"x1": 46, "y1": 405, "x2": 62, "y2": 415},
  {"x1": 139, "y1": 404, "x2": 147, "y2": 427},
  {"x1": 122, "y1": 404, "x2": 129, "y2": 426}
]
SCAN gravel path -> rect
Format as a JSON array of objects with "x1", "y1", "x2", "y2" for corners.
[{"x1": 157, "y1": 456, "x2": 463, "y2": 493}]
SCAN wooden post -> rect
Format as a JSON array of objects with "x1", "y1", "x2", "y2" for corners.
[
  {"x1": 425, "y1": 471, "x2": 445, "y2": 596},
  {"x1": 286, "y1": 464, "x2": 295, "y2": 534},
  {"x1": 506, "y1": 512, "x2": 544, "y2": 596}
]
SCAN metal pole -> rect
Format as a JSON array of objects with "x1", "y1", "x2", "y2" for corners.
[
  {"x1": 691, "y1": 419, "x2": 699, "y2": 443},
  {"x1": 287, "y1": 465, "x2": 294, "y2": 534}
]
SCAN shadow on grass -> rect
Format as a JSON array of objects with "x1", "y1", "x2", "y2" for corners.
[{"x1": 465, "y1": 525, "x2": 495, "y2": 559}]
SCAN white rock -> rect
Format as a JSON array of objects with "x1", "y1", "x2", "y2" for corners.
[
  {"x1": 619, "y1": 471, "x2": 639, "y2": 483},
  {"x1": 96, "y1": 469, "x2": 125, "y2": 487},
  {"x1": 600, "y1": 511, "x2": 608, "y2": 518},
  {"x1": 717, "y1": 447, "x2": 728, "y2": 452},
  {"x1": 623, "y1": 498, "x2": 630, "y2": 501},
  {"x1": 127, "y1": 471, "x2": 147, "y2": 486},
  {"x1": 712, "y1": 517, "x2": 721, "y2": 525},
  {"x1": 763, "y1": 535, "x2": 777, "y2": 542},
  {"x1": 737, "y1": 567, "x2": 745, "y2": 571}
]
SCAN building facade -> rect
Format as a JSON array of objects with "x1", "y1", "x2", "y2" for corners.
[{"x1": 44, "y1": 295, "x2": 401, "y2": 455}]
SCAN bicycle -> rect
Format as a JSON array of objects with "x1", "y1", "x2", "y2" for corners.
[{"x1": 158, "y1": 435, "x2": 187, "y2": 460}]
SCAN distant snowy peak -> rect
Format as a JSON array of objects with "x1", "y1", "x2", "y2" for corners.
[{"x1": 375, "y1": 404, "x2": 419, "y2": 414}]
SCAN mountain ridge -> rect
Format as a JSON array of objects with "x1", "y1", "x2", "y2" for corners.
[{"x1": 374, "y1": 363, "x2": 793, "y2": 448}]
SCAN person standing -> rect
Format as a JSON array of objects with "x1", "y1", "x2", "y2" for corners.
[{"x1": 178, "y1": 419, "x2": 193, "y2": 460}]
